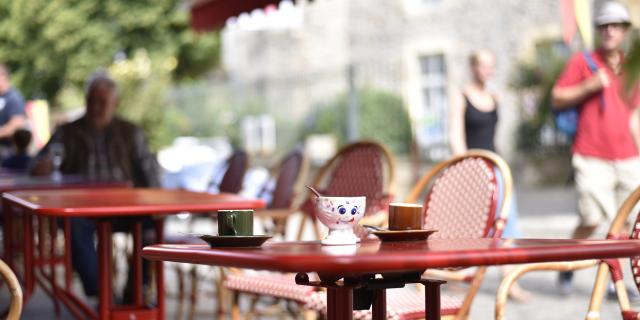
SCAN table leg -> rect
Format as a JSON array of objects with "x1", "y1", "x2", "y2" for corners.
[
  {"x1": 63, "y1": 218, "x2": 72, "y2": 290},
  {"x1": 155, "y1": 218, "x2": 165, "y2": 320},
  {"x1": 423, "y1": 279, "x2": 445, "y2": 320},
  {"x1": 2, "y1": 201, "x2": 13, "y2": 270},
  {"x1": 371, "y1": 288, "x2": 387, "y2": 320},
  {"x1": 49, "y1": 217, "x2": 61, "y2": 316},
  {"x1": 132, "y1": 222, "x2": 143, "y2": 306},
  {"x1": 23, "y1": 210, "x2": 34, "y2": 303},
  {"x1": 97, "y1": 221, "x2": 112, "y2": 320},
  {"x1": 326, "y1": 287, "x2": 353, "y2": 320}
]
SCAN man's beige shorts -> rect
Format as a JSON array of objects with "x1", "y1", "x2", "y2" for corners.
[{"x1": 573, "y1": 154, "x2": 640, "y2": 227}]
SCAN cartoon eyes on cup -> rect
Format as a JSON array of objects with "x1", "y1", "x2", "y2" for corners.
[{"x1": 338, "y1": 205, "x2": 359, "y2": 215}]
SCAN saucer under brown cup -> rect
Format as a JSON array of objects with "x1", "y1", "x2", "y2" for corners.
[{"x1": 388, "y1": 203, "x2": 423, "y2": 230}]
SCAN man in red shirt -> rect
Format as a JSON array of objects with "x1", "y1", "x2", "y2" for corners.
[{"x1": 553, "y1": 1, "x2": 640, "y2": 293}]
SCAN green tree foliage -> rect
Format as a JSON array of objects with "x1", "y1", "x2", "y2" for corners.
[
  {"x1": 625, "y1": 31, "x2": 640, "y2": 89},
  {"x1": 512, "y1": 40, "x2": 571, "y2": 153},
  {"x1": 0, "y1": 0, "x2": 219, "y2": 101},
  {"x1": 304, "y1": 88, "x2": 413, "y2": 154}
]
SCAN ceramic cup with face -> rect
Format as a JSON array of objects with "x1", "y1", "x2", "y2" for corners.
[{"x1": 315, "y1": 196, "x2": 366, "y2": 245}]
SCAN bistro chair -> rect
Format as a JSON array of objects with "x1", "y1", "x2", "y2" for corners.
[
  {"x1": 296, "y1": 140, "x2": 397, "y2": 239},
  {"x1": 0, "y1": 258, "x2": 22, "y2": 320},
  {"x1": 224, "y1": 140, "x2": 396, "y2": 319},
  {"x1": 495, "y1": 186, "x2": 640, "y2": 320},
  {"x1": 177, "y1": 148, "x2": 308, "y2": 319},
  {"x1": 209, "y1": 149, "x2": 248, "y2": 194},
  {"x1": 254, "y1": 147, "x2": 309, "y2": 238},
  {"x1": 171, "y1": 149, "x2": 249, "y2": 319},
  {"x1": 305, "y1": 149, "x2": 513, "y2": 319}
]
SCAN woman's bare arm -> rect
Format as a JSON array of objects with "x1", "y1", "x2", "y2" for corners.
[{"x1": 449, "y1": 89, "x2": 467, "y2": 156}]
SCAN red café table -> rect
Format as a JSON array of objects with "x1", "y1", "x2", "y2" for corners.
[
  {"x1": 143, "y1": 238, "x2": 640, "y2": 320},
  {"x1": 3, "y1": 188, "x2": 265, "y2": 320},
  {"x1": 0, "y1": 175, "x2": 130, "y2": 271}
]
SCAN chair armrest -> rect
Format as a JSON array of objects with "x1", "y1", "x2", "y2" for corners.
[
  {"x1": 423, "y1": 269, "x2": 472, "y2": 282},
  {"x1": 227, "y1": 267, "x2": 244, "y2": 275},
  {"x1": 0, "y1": 259, "x2": 22, "y2": 320},
  {"x1": 495, "y1": 260, "x2": 598, "y2": 320}
]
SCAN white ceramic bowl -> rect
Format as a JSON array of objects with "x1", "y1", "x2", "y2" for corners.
[{"x1": 315, "y1": 196, "x2": 366, "y2": 245}]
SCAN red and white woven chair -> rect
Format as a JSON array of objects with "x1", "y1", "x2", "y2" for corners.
[
  {"x1": 495, "y1": 186, "x2": 640, "y2": 320},
  {"x1": 171, "y1": 149, "x2": 250, "y2": 319},
  {"x1": 0, "y1": 258, "x2": 22, "y2": 320},
  {"x1": 225, "y1": 140, "x2": 396, "y2": 319},
  {"x1": 254, "y1": 147, "x2": 309, "y2": 239},
  {"x1": 305, "y1": 149, "x2": 513, "y2": 319}
]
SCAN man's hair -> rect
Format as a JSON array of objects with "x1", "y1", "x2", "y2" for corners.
[
  {"x1": 84, "y1": 70, "x2": 118, "y2": 97},
  {"x1": 13, "y1": 129, "x2": 31, "y2": 152}
]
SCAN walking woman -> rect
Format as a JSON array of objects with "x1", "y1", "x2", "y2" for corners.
[{"x1": 449, "y1": 49, "x2": 530, "y2": 301}]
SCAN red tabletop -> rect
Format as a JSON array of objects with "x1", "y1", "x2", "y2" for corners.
[
  {"x1": 3, "y1": 188, "x2": 266, "y2": 217},
  {"x1": 142, "y1": 238, "x2": 640, "y2": 275}
]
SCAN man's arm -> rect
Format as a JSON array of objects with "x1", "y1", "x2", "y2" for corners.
[
  {"x1": 0, "y1": 115, "x2": 25, "y2": 139},
  {"x1": 552, "y1": 69, "x2": 609, "y2": 109},
  {"x1": 630, "y1": 108, "x2": 640, "y2": 152}
]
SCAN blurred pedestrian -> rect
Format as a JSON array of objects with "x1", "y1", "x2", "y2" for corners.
[
  {"x1": 449, "y1": 49, "x2": 530, "y2": 301},
  {"x1": 1, "y1": 129, "x2": 32, "y2": 171},
  {"x1": 32, "y1": 71, "x2": 160, "y2": 301},
  {"x1": 552, "y1": 1, "x2": 640, "y2": 294},
  {"x1": 0, "y1": 63, "x2": 26, "y2": 158}
]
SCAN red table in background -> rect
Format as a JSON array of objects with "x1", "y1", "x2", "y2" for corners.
[
  {"x1": 3, "y1": 188, "x2": 265, "y2": 320},
  {"x1": 1, "y1": 175, "x2": 129, "y2": 272},
  {"x1": 143, "y1": 238, "x2": 640, "y2": 320}
]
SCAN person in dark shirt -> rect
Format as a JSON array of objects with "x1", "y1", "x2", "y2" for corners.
[
  {"x1": 32, "y1": 72, "x2": 160, "y2": 299},
  {"x1": 0, "y1": 64, "x2": 26, "y2": 157},
  {"x1": 1, "y1": 129, "x2": 32, "y2": 171},
  {"x1": 448, "y1": 49, "x2": 529, "y2": 301}
]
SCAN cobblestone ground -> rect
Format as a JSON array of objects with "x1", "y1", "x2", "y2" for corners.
[{"x1": 5, "y1": 186, "x2": 639, "y2": 319}]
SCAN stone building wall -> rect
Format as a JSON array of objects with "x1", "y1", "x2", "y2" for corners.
[{"x1": 220, "y1": 0, "x2": 567, "y2": 160}]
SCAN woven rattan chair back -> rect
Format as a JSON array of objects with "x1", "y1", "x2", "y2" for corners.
[
  {"x1": 267, "y1": 148, "x2": 306, "y2": 210},
  {"x1": 305, "y1": 140, "x2": 395, "y2": 217},
  {"x1": 217, "y1": 149, "x2": 248, "y2": 194}
]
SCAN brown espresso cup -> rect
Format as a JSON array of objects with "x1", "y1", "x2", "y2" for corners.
[{"x1": 388, "y1": 203, "x2": 423, "y2": 230}]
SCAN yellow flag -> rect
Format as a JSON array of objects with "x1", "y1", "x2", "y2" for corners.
[
  {"x1": 25, "y1": 100, "x2": 50, "y2": 149},
  {"x1": 574, "y1": 0, "x2": 593, "y2": 49}
]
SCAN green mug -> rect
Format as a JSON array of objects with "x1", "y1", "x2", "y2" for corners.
[{"x1": 218, "y1": 210, "x2": 254, "y2": 236}]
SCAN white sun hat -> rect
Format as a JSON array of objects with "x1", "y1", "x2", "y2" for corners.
[{"x1": 594, "y1": 1, "x2": 631, "y2": 27}]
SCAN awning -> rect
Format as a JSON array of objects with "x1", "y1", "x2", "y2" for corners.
[{"x1": 190, "y1": 0, "x2": 292, "y2": 32}]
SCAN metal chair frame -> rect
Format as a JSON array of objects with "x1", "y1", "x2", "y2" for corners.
[{"x1": 495, "y1": 186, "x2": 640, "y2": 320}]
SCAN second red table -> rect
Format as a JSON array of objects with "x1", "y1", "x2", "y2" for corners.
[{"x1": 3, "y1": 187, "x2": 265, "y2": 320}]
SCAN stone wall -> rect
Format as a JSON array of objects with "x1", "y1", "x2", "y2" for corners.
[{"x1": 219, "y1": 0, "x2": 565, "y2": 160}]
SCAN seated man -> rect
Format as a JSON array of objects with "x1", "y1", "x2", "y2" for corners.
[{"x1": 32, "y1": 72, "x2": 160, "y2": 298}]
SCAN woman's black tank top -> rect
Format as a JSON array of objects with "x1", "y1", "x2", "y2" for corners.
[{"x1": 464, "y1": 95, "x2": 498, "y2": 152}]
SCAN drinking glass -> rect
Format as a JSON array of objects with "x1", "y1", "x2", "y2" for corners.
[{"x1": 49, "y1": 142, "x2": 65, "y2": 181}]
